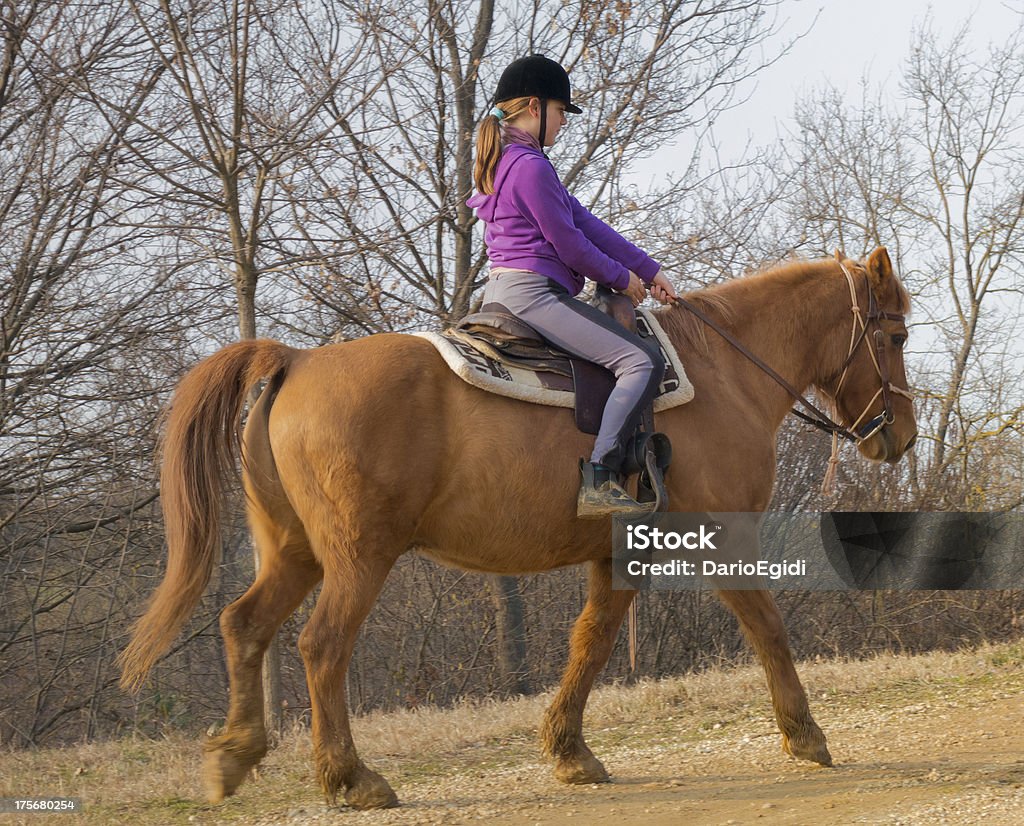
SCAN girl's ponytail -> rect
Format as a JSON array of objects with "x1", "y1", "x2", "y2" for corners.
[
  {"x1": 473, "y1": 113, "x2": 503, "y2": 195},
  {"x1": 473, "y1": 97, "x2": 531, "y2": 195}
]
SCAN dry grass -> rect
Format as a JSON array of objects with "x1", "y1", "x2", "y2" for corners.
[
  {"x1": 349, "y1": 640, "x2": 1024, "y2": 756},
  {"x1": 2, "y1": 640, "x2": 1023, "y2": 824}
]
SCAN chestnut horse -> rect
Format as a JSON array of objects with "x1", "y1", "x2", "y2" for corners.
[{"x1": 120, "y1": 248, "x2": 916, "y2": 809}]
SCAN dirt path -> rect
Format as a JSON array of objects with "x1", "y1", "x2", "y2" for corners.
[
  {"x1": 349, "y1": 692, "x2": 1024, "y2": 826},
  {"x1": 240, "y1": 663, "x2": 1024, "y2": 826},
  {"x1": 4, "y1": 647, "x2": 1024, "y2": 825},
  {"x1": 518, "y1": 694, "x2": 1024, "y2": 825}
]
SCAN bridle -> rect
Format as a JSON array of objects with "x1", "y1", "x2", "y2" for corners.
[
  {"x1": 672, "y1": 259, "x2": 913, "y2": 447},
  {"x1": 819, "y1": 260, "x2": 914, "y2": 441}
]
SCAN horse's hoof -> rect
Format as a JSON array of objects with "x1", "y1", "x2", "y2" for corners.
[
  {"x1": 783, "y1": 728, "x2": 833, "y2": 767},
  {"x1": 554, "y1": 752, "x2": 610, "y2": 784},
  {"x1": 344, "y1": 767, "x2": 399, "y2": 810},
  {"x1": 202, "y1": 745, "x2": 257, "y2": 803}
]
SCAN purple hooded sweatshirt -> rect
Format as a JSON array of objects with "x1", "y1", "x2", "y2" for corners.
[{"x1": 466, "y1": 131, "x2": 660, "y2": 296}]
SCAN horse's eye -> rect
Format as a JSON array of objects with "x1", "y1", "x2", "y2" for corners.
[{"x1": 892, "y1": 334, "x2": 907, "y2": 348}]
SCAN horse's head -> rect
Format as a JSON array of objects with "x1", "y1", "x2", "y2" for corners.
[{"x1": 818, "y1": 247, "x2": 917, "y2": 464}]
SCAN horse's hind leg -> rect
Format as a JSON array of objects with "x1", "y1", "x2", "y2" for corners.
[
  {"x1": 540, "y1": 558, "x2": 634, "y2": 784},
  {"x1": 298, "y1": 537, "x2": 400, "y2": 809},
  {"x1": 716, "y1": 589, "x2": 832, "y2": 766},
  {"x1": 203, "y1": 517, "x2": 323, "y2": 803}
]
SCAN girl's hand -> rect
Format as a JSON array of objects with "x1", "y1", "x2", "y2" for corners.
[
  {"x1": 649, "y1": 272, "x2": 679, "y2": 305},
  {"x1": 622, "y1": 271, "x2": 647, "y2": 306}
]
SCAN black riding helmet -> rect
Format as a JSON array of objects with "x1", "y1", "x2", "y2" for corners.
[
  {"x1": 494, "y1": 54, "x2": 583, "y2": 113},
  {"x1": 493, "y1": 54, "x2": 582, "y2": 148}
]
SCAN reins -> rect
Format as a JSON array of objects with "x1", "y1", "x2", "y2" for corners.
[{"x1": 670, "y1": 294, "x2": 862, "y2": 443}]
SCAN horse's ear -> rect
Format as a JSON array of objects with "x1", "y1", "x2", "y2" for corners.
[
  {"x1": 866, "y1": 246, "x2": 894, "y2": 287},
  {"x1": 833, "y1": 248, "x2": 845, "y2": 263}
]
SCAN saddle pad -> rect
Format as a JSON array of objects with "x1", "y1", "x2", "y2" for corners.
[{"x1": 412, "y1": 308, "x2": 694, "y2": 412}]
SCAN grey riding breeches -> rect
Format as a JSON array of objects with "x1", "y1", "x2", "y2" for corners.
[{"x1": 481, "y1": 269, "x2": 664, "y2": 473}]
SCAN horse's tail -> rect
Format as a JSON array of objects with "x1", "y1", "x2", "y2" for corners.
[{"x1": 119, "y1": 338, "x2": 297, "y2": 692}]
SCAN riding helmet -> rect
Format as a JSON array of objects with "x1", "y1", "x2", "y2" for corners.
[{"x1": 493, "y1": 54, "x2": 583, "y2": 113}]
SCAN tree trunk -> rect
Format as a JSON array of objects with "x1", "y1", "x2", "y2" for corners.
[
  {"x1": 439, "y1": 0, "x2": 492, "y2": 321},
  {"x1": 442, "y1": 0, "x2": 531, "y2": 697},
  {"x1": 489, "y1": 575, "x2": 531, "y2": 696}
]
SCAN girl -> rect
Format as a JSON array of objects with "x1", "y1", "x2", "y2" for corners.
[{"x1": 467, "y1": 54, "x2": 679, "y2": 518}]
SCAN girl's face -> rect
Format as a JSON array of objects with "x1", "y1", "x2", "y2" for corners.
[
  {"x1": 541, "y1": 99, "x2": 568, "y2": 147},
  {"x1": 512, "y1": 98, "x2": 569, "y2": 147}
]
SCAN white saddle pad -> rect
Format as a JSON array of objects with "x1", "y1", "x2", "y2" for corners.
[{"x1": 413, "y1": 307, "x2": 694, "y2": 412}]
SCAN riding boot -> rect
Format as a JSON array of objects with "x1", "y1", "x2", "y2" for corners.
[{"x1": 576, "y1": 459, "x2": 657, "y2": 519}]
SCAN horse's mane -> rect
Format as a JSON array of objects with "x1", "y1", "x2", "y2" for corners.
[
  {"x1": 654, "y1": 257, "x2": 910, "y2": 356},
  {"x1": 654, "y1": 286, "x2": 736, "y2": 356}
]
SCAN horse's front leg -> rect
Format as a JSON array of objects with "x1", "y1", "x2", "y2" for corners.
[
  {"x1": 716, "y1": 588, "x2": 832, "y2": 766},
  {"x1": 540, "y1": 558, "x2": 634, "y2": 784}
]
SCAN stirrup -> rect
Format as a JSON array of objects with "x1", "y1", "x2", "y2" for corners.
[{"x1": 576, "y1": 459, "x2": 657, "y2": 520}]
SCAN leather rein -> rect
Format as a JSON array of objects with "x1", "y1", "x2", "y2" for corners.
[{"x1": 670, "y1": 261, "x2": 912, "y2": 445}]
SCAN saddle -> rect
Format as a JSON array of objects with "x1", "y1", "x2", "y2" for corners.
[
  {"x1": 453, "y1": 287, "x2": 649, "y2": 435},
  {"x1": 451, "y1": 286, "x2": 674, "y2": 508}
]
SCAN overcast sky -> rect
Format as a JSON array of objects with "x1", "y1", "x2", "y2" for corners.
[
  {"x1": 654, "y1": 0, "x2": 1024, "y2": 171},
  {"x1": 661, "y1": 0, "x2": 1024, "y2": 355}
]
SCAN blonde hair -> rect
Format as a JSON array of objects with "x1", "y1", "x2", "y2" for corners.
[{"x1": 473, "y1": 97, "x2": 533, "y2": 195}]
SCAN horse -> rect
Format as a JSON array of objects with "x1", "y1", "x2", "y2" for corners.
[{"x1": 119, "y1": 247, "x2": 917, "y2": 809}]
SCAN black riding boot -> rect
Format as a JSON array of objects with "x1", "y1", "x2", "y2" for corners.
[{"x1": 576, "y1": 459, "x2": 657, "y2": 519}]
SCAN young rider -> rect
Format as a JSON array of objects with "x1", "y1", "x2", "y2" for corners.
[{"x1": 467, "y1": 54, "x2": 679, "y2": 518}]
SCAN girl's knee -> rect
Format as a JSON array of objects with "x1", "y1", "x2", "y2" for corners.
[
  {"x1": 641, "y1": 339, "x2": 665, "y2": 381},
  {"x1": 630, "y1": 342, "x2": 663, "y2": 380},
  {"x1": 616, "y1": 350, "x2": 654, "y2": 379}
]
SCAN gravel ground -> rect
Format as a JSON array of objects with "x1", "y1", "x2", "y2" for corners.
[
  {"x1": 6, "y1": 646, "x2": 1023, "y2": 826},
  {"x1": 237, "y1": 681, "x2": 1024, "y2": 825}
]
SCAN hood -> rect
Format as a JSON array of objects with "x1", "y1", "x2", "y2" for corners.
[
  {"x1": 466, "y1": 143, "x2": 541, "y2": 222},
  {"x1": 465, "y1": 189, "x2": 495, "y2": 221}
]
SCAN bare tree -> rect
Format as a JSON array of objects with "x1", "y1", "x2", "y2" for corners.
[
  {"x1": 88, "y1": 0, "x2": 412, "y2": 732},
  {"x1": 0, "y1": 0, "x2": 217, "y2": 745},
  {"x1": 902, "y1": 21, "x2": 1024, "y2": 504},
  {"x1": 778, "y1": 19, "x2": 1024, "y2": 509}
]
